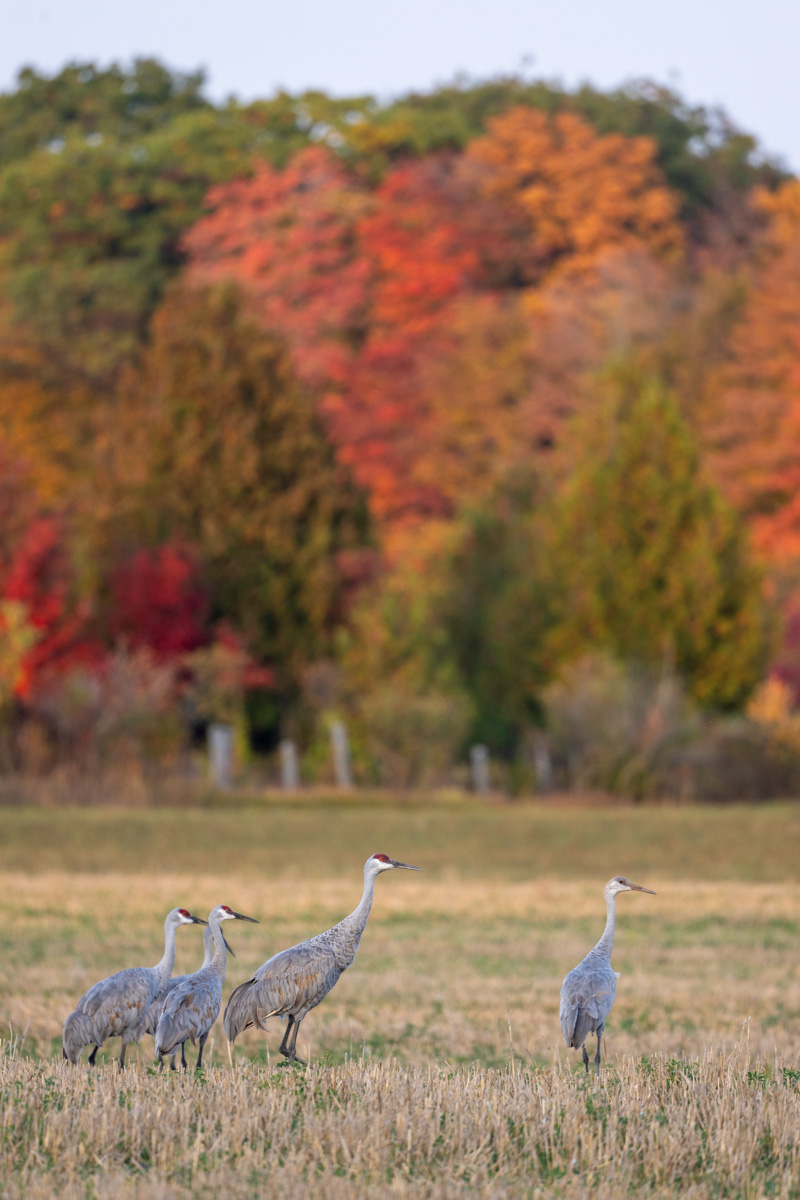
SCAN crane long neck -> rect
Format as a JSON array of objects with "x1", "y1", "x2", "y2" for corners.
[
  {"x1": 155, "y1": 917, "x2": 178, "y2": 985},
  {"x1": 594, "y1": 891, "x2": 616, "y2": 960},
  {"x1": 344, "y1": 869, "x2": 377, "y2": 939},
  {"x1": 201, "y1": 926, "x2": 215, "y2": 969},
  {"x1": 208, "y1": 916, "x2": 229, "y2": 980}
]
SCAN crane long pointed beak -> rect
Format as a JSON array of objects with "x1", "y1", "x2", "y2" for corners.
[
  {"x1": 391, "y1": 860, "x2": 421, "y2": 871},
  {"x1": 191, "y1": 915, "x2": 209, "y2": 925},
  {"x1": 223, "y1": 934, "x2": 236, "y2": 958},
  {"x1": 629, "y1": 884, "x2": 656, "y2": 894},
  {"x1": 230, "y1": 911, "x2": 259, "y2": 922}
]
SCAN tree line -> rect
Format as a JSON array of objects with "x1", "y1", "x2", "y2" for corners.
[{"x1": 0, "y1": 58, "x2": 798, "y2": 793}]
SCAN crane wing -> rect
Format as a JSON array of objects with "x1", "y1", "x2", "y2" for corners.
[
  {"x1": 156, "y1": 976, "x2": 222, "y2": 1055},
  {"x1": 224, "y1": 943, "x2": 340, "y2": 1042},
  {"x1": 75, "y1": 967, "x2": 156, "y2": 1035},
  {"x1": 559, "y1": 961, "x2": 618, "y2": 1048},
  {"x1": 144, "y1": 974, "x2": 185, "y2": 1036}
]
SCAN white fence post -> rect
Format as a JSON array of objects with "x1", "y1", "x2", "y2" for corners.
[
  {"x1": 533, "y1": 731, "x2": 554, "y2": 792},
  {"x1": 279, "y1": 738, "x2": 300, "y2": 789},
  {"x1": 330, "y1": 720, "x2": 353, "y2": 788},
  {"x1": 470, "y1": 744, "x2": 490, "y2": 793},
  {"x1": 208, "y1": 723, "x2": 234, "y2": 790}
]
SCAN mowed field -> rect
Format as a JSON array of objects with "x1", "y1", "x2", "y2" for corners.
[{"x1": 0, "y1": 800, "x2": 799, "y2": 1198}]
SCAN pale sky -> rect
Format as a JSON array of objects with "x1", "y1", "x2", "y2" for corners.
[{"x1": 2, "y1": 0, "x2": 798, "y2": 170}]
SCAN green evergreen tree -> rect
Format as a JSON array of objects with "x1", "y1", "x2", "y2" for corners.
[
  {"x1": 105, "y1": 283, "x2": 372, "y2": 681},
  {"x1": 549, "y1": 379, "x2": 771, "y2": 709},
  {"x1": 440, "y1": 472, "x2": 560, "y2": 755}
]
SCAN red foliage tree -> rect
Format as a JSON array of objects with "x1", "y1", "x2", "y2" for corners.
[
  {"x1": 2, "y1": 515, "x2": 99, "y2": 697},
  {"x1": 110, "y1": 541, "x2": 210, "y2": 662},
  {"x1": 183, "y1": 146, "x2": 372, "y2": 398}
]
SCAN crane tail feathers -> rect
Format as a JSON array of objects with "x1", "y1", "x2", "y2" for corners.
[
  {"x1": 223, "y1": 979, "x2": 260, "y2": 1043},
  {"x1": 62, "y1": 1010, "x2": 98, "y2": 1063},
  {"x1": 154, "y1": 1012, "x2": 187, "y2": 1059},
  {"x1": 561, "y1": 1005, "x2": 598, "y2": 1049}
]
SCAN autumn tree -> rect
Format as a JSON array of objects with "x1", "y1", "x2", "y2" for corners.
[
  {"x1": 186, "y1": 150, "x2": 534, "y2": 541},
  {"x1": 104, "y1": 282, "x2": 371, "y2": 682},
  {"x1": 706, "y1": 181, "x2": 800, "y2": 578},
  {"x1": 109, "y1": 541, "x2": 209, "y2": 661},
  {"x1": 466, "y1": 107, "x2": 683, "y2": 284},
  {"x1": 547, "y1": 379, "x2": 770, "y2": 709},
  {"x1": 184, "y1": 146, "x2": 372, "y2": 399}
]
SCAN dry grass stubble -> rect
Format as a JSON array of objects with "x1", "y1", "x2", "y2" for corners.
[{"x1": 1, "y1": 1044, "x2": 799, "y2": 1199}]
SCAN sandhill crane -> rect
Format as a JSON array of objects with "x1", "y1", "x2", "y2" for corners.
[
  {"x1": 144, "y1": 924, "x2": 235, "y2": 1070},
  {"x1": 155, "y1": 905, "x2": 258, "y2": 1071},
  {"x1": 224, "y1": 853, "x2": 420, "y2": 1064},
  {"x1": 560, "y1": 876, "x2": 655, "y2": 1075},
  {"x1": 63, "y1": 907, "x2": 206, "y2": 1068}
]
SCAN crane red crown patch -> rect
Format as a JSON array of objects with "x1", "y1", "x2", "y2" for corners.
[
  {"x1": 221, "y1": 905, "x2": 234, "y2": 914},
  {"x1": 179, "y1": 909, "x2": 190, "y2": 917},
  {"x1": 372, "y1": 854, "x2": 390, "y2": 863}
]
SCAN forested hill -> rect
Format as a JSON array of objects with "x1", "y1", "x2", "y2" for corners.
[{"x1": 0, "y1": 59, "x2": 797, "y2": 785}]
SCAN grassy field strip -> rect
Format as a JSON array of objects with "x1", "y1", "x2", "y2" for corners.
[
  {"x1": 2, "y1": 873, "x2": 799, "y2": 1066},
  {"x1": 1, "y1": 1050, "x2": 799, "y2": 1199},
  {"x1": 1, "y1": 801, "x2": 798, "y2": 880}
]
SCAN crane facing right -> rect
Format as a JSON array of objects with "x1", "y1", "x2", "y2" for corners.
[
  {"x1": 224, "y1": 853, "x2": 420, "y2": 1064},
  {"x1": 560, "y1": 876, "x2": 656, "y2": 1076}
]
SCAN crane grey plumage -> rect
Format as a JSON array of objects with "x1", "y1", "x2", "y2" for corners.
[
  {"x1": 224, "y1": 853, "x2": 420, "y2": 1064},
  {"x1": 560, "y1": 876, "x2": 655, "y2": 1075},
  {"x1": 144, "y1": 926, "x2": 236, "y2": 1035},
  {"x1": 62, "y1": 907, "x2": 206, "y2": 1068},
  {"x1": 144, "y1": 924, "x2": 235, "y2": 1069},
  {"x1": 155, "y1": 905, "x2": 257, "y2": 1071}
]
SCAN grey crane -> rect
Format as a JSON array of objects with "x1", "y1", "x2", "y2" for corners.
[
  {"x1": 144, "y1": 924, "x2": 235, "y2": 1070},
  {"x1": 155, "y1": 905, "x2": 258, "y2": 1071},
  {"x1": 224, "y1": 853, "x2": 420, "y2": 1064},
  {"x1": 560, "y1": 876, "x2": 655, "y2": 1075},
  {"x1": 63, "y1": 907, "x2": 206, "y2": 1068}
]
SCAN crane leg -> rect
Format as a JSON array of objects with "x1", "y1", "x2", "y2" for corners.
[
  {"x1": 278, "y1": 1017, "x2": 293, "y2": 1058},
  {"x1": 595, "y1": 1031, "x2": 602, "y2": 1077},
  {"x1": 195, "y1": 1032, "x2": 208, "y2": 1070},
  {"x1": 119, "y1": 1042, "x2": 127, "y2": 1071},
  {"x1": 88, "y1": 1045, "x2": 99, "y2": 1067},
  {"x1": 286, "y1": 1017, "x2": 306, "y2": 1066},
  {"x1": 582, "y1": 1044, "x2": 590, "y2": 1073},
  {"x1": 181, "y1": 1042, "x2": 188, "y2": 1071}
]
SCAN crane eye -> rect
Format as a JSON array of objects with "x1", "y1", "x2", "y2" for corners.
[{"x1": 372, "y1": 854, "x2": 390, "y2": 863}]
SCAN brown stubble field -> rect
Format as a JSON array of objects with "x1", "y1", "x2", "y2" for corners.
[{"x1": 0, "y1": 800, "x2": 799, "y2": 1197}]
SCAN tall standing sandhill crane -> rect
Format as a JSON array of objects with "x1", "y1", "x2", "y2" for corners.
[
  {"x1": 560, "y1": 876, "x2": 655, "y2": 1075},
  {"x1": 62, "y1": 907, "x2": 207, "y2": 1068},
  {"x1": 224, "y1": 853, "x2": 420, "y2": 1064},
  {"x1": 155, "y1": 905, "x2": 258, "y2": 1071},
  {"x1": 144, "y1": 924, "x2": 235, "y2": 1070}
]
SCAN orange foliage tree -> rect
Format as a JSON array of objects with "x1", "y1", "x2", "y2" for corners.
[
  {"x1": 466, "y1": 107, "x2": 683, "y2": 284},
  {"x1": 710, "y1": 181, "x2": 800, "y2": 574}
]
